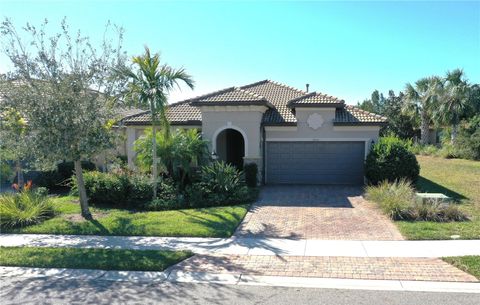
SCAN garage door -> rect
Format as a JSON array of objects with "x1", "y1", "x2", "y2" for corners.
[{"x1": 266, "y1": 141, "x2": 365, "y2": 185}]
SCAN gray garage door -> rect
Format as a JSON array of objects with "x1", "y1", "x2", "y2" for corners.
[{"x1": 266, "y1": 141, "x2": 365, "y2": 185}]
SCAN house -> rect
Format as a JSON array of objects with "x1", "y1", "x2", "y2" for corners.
[{"x1": 120, "y1": 80, "x2": 387, "y2": 185}]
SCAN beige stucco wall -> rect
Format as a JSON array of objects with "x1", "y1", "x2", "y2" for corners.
[
  {"x1": 199, "y1": 106, "x2": 267, "y2": 159},
  {"x1": 265, "y1": 107, "x2": 381, "y2": 158}
]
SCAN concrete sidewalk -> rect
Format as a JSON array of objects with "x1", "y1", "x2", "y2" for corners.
[
  {"x1": 1, "y1": 234, "x2": 480, "y2": 257},
  {"x1": 1, "y1": 266, "x2": 479, "y2": 293}
]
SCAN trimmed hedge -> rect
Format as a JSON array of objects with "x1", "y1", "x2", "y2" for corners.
[
  {"x1": 71, "y1": 171, "x2": 160, "y2": 208},
  {"x1": 72, "y1": 162, "x2": 258, "y2": 211},
  {"x1": 365, "y1": 136, "x2": 420, "y2": 185}
]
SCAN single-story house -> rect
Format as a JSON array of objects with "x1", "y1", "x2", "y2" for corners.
[{"x1": 120, "y1": 80, "x2": 387, "y2": 185}]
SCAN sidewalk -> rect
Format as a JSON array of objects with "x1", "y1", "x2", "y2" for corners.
[{"x1": 1, "y1": 234, "x2": 480, "y2": 257}]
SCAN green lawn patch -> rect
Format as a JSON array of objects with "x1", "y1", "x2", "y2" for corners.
[
  {"x1": 443, "y1": 256, "x2": 480, "y2": 280},
  {"x1": 396, "y1": 156, "x2": 480, "y2": 240},
  {"x1": 0, "y1": 247, "x2": 191, "y2": 271},
  {"x1": 3, "y1": 196, "x2": 249, "y2": 238}
]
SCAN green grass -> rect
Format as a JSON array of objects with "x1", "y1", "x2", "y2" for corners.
[
  {"x1": 0, "y1": 247, "x2": 192, "y2": 271},
  {"x1": 443, "y1": 256, "x2": 480, "y2": 280},
  {"x1": 3, "y1": 196, "x2": 249, "y2": 238},
  {"x1": 396, "y1": 156, "x2": 480, "y2": 240}
]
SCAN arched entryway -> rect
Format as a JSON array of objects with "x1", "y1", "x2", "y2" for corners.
[{"x1": 215, "y1": 128, "x2": 245, "y2": 169}]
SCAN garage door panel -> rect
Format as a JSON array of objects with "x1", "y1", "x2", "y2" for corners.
[{"x1": 266, "y1": 141, "x2": 365, "y2": 185}]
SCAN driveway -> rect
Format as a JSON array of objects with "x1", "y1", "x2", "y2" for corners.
[{"x1": 235, "y1": 185, "x2": 404, "y2": 240}]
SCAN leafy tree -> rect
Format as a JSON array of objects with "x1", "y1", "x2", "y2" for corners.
[
  {"x1": 357, "y1": 90, "x2": 385, "y2": 114},
  {"x1": 134, "y1": 128, "x2": 208, "y2": 189},
  {"x1": 434, "y1": 69, "x2": 471, "y2": 143},
  {"x1": 381, "y1": 91, "x2": 417, "y2": 139},
  {"x1": 115, "y1": 47, "x2": 194, "y2": 198},
  {"x1": 0, "y1": 108, "x2": 30, "y2": 188},
  {"x1": 403, "y1": 76, "x2": 443, "y2": 145},
  {"x1": 0, "y1": 18, "x2": 125, "y2": 219}
]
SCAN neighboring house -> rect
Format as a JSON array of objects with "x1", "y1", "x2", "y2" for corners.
[{"x1": 120, "y1": 80, "x2": 387, "y2": 185}]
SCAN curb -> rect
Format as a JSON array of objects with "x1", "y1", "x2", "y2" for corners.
[{"x1": 1, "y1": 266, "x2": 479, "y2": 293}]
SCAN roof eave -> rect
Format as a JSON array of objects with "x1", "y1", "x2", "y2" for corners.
[
  {"x1": 288, "y1": 102, "x2": 345, "y2": 109},
  {"x1": 123, "y1": 120, "x2": 202, "y2": 126},
  {"x1": 262, "y1": 121, "x2": 297, "y2": 127},
  {"x1": 333, "y1": 121, "x2": 387, "y2": 126}
]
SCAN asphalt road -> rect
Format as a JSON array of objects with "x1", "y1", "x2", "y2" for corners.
[{"x1": 1, "y1": 277, "x2": 479, "y2": 305}]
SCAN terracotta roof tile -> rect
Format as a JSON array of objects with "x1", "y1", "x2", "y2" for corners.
[
  {"x1": 241, "y1": 80, "x2": 306, "y2": 124},
  {"x1": 121, "y1": 80, "x2": 386, "y2": 126},
  {"x1": 287, "y1": 92, "x2": 344, "y2": 107},
  {"x1": 122, "y1": 101, "x2": 201, "y2": 125},
  {"x1": 334, "y1": 105, "x2": 387, "y2": 125},
  {"x1": 191, "y1": 86, "x2": 267, "y2": 104}
]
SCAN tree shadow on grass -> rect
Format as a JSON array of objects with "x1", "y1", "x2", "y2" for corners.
[
  {"x1": 177, "y1": 207, "x2": 246, "y2": 237},
  {"x1": 416, "y1": 176, "x2": 467, "y2": 201}
]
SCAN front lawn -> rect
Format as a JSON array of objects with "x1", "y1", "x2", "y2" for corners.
[
  {"x1": 396, "y1": 156, "x2": 480, "y2": 240},
  {"x1": 3, "y1": 196, "x2": 249, "y2": 238},
  {"x1": 0, "y1": 247, "x2": 191, "y2": 271},
  {"x1": 443, "y1": 256, "x2": 480, "y2": 280}
]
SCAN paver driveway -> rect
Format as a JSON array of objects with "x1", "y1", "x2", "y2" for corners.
[{"x1": 235, "y1": 185, "x2": 404, "y2": 240}]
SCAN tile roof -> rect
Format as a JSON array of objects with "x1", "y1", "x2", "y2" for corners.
[
  {"x1": 122, "y1": 101, "x2": 201, "y2": 125},
  {"x1": 334, "y1": 105, "x2": 387, "y2": 125},
  {"x1": 189, "y1": 86, "x2": 269, "y2": 106},
  {"x1": 121, "y1": 80, "x2": 386, "y2": 126},
  {"x1": 241, "y1": 80, "x2": 306, "y2": 124},
  {"x1": 287, "y1": 92, "x2": 344, "y2": 108}
]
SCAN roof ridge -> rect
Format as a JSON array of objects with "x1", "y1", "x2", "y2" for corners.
[
  {"x1": 240, "y1": 79, "x2": 270, "y2": 89},
  {"x1": 181, "y1": 86, "x2": 237, "y2": 103},
  {"x1": 266, "y1": 79, "x2": 307, "y2": 94}
]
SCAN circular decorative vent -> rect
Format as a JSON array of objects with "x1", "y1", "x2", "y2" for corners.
[{"x1": 307, "y1": 113, "x2": 324, "y2": 130}]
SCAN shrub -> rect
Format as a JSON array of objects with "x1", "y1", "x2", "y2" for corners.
[
  {"x1": 34, "y1": 160, "x2": 96, "y2": 191},
  {"x1": 71, "y1": 171, "x2": 180, "y2": 209},
  {"x1": 455, "y1": 115, "x2": 480, "y2": 160},
  {"x1": 243, "y1": 163, "x2": 258, "y2": 187},
  {"x1": 365, "y1": 179, "x2": 414, "y2": 220},
  {"x1": 185, "y1": 162, "x2": 256, "y2": 207},
  {"x1": 0, "y1": 191, "x2": 55, "y2": 228},
  {"x1": 33, "y1": 187, "x2": 49, "y2": 197},
  {"x1": 365, "y1": 136, "x2": 420, "y2": 185},
  {"x1": 133, "y1": 128, "x2": 209, "y2": 188},
  {"x1": 366, "y1": 180, "x2": 469, "y2": 222},
  {"x1": 142, "y1": 179, "x2": 179, "y2": 211},
  {"x1": 78, "y1": 171, "x2": 128, "y2": 206}
]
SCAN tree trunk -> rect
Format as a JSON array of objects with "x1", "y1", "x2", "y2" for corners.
[
  {"x1": 151, "y1": 123, "x2": 158, "y2": 199},
  {"x1": 16, "y1": 160, "x2": 24, "y2": 191},
  {"x1": 74, "y1": 160, "x2": 92, "y2": 219},
  {"x1": 420, "y1": 111, "x2": 430, "y2": 145},
  {"x1": 451, "y1": 114, "x2": 458, "y2": 144}
]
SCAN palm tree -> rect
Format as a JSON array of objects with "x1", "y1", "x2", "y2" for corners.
[
  {"x1": 403, "y1": 76, "x2": 443, "y2": 145},
  {"x1": 117, "y1": 46, "x2": 194, "y2": 198},
  {"x1": 435, "y1": 69, "x2": 470, "y2": 143}
]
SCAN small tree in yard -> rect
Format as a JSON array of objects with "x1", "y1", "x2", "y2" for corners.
[
  {"x1": 0, "y1": 18, "x2": 126, "y2": 219},
  {"x1": 115, "y1": 47, "x2": 194, "y2": 198}
]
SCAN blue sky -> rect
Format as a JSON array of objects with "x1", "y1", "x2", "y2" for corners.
[{"x1": 1, "y1": 0, "x2": 479, "y2": 104}]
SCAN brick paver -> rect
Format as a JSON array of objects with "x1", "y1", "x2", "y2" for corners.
[
  {"x1": 172, "y1": 254, "x2": 478, "y2": 282},
  {"x1": 235, "y1": 185, "x2": 404, "y2": 240}
]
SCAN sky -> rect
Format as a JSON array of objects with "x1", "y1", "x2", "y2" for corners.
[{"x1": 0, "y1": 0, "x2": 479, "y2": 105}]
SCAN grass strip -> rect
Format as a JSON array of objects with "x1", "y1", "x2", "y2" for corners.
[{"x1": 0, "y1": 247, "x2": 192, "y2": 271}]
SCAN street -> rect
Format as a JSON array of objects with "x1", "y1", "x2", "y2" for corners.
[{"x1": 1, "y1": 277, "x2": 478, "y2": 305}]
